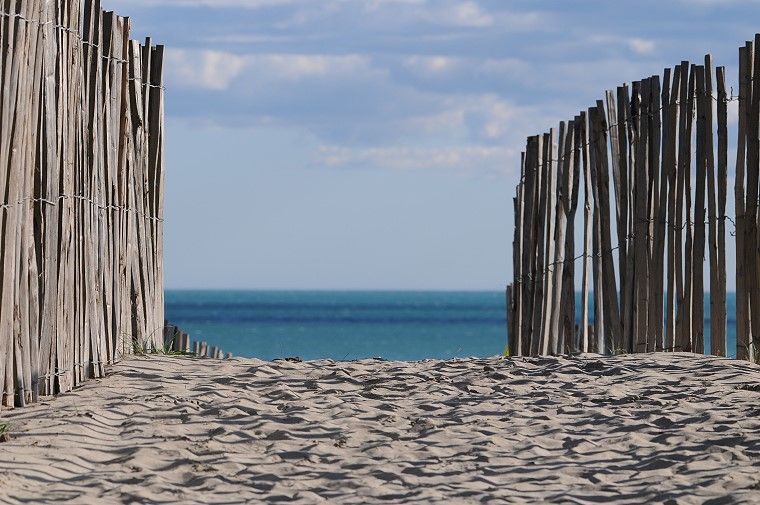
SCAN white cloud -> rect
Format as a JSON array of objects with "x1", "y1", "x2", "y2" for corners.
[
  {"x1": 114, "y1": 0, "x2": 439, "y2": 7},
  {"x1": 403, "y1": 55, "x2": 458, "y2": 74},
  {"x1": 479, "y1": 58, "x2": 530, "y2": 74},
  {"x1": 481, "y1": 99, "x2": 514, "y2": 139},
  {"x1": 167, "y1": 49, "x2": 247, "y2": 90},
  {"x1": 317, "y1": 145, "x2": 513, "y2": 172},
  {"x1": 393, "y1": 93, "x2": 537, "y2": 145},
  {"x1": 446, "y1": 1, "x2": 493, "y2": 27},
  {"x1": 261, "y1": 54, "x2": 369, "y2": 79},
  {"x1": 365, "y1": 0, "x2": 426, "y2": 7},
  {"x1": 166, "y1": 49, "x2": 370, "y2": 89},
  {"x1": 628, "y1": 37, "x2": 656, "y2": 55},
  {"x1": 587, "y1": 35, "x2": 657, "y2": 56},
  {"x1": 113, "y1": 0, "x2": 498, "y2": 29},
  {"x1": 109, "y1": 0, "x2": 298, "y2": 8}
]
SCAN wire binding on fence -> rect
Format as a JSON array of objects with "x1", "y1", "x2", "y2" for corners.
[
  {"x1": 518, "y1": 92, "x2": 738, "y2": 178},
  {"x1": 128, "y1": 77, "x2": 166, "y2": 90},
  {"x1": 0, "y1": 10, "x2": 81, "y2": 36},
  {"x1": 0, "y1": 9, "x2": 156, "y2": 67},
  {"x1": 513, "y1": 211, "x2": 738, "y2": 287},
  {"x1": 0, "y1": 195, "x2": 164, "y2": 222}
]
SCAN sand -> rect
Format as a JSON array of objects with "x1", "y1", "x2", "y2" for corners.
[{"x1": 0, "y1": 353, "x2": 758, "y2": 504}]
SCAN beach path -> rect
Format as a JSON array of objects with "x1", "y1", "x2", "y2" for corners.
[{"x1": 0, "y1": 354, "x2": 759, "y2": 503}]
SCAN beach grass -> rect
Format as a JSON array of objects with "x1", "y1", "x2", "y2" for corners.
[{"x1": 131, "y1": 335, "x2": 195, "y2": 358}]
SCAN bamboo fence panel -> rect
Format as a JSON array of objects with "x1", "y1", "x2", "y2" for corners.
[
  {"x1": 505, "y1": 38, "x2": 751, "y2": 362},
  {"x1": 0, "y1": 0, "x2": 165, "y2": 410}
]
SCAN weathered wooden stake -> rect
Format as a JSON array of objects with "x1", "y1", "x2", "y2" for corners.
[
  {"x1": 580, "y1": 112, "x2": 592, "y2": 353},
  {"x1": 714, "y1": 65, "x2": 728, "y2": 357}
]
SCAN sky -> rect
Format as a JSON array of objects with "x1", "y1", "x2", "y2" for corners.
[{"x1": 104, "y1": 0, "x2": 758, "y2": 291}]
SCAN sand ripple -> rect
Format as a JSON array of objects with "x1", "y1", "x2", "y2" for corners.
[{"x1": 0, "y1": 353, "x2": 759, "y2": 503}]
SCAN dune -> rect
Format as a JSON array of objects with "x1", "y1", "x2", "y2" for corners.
[{"x1": 0, "y1": 353, "x2": 758, "y2": 503}]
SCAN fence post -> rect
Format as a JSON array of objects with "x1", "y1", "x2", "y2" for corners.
[
  {"x1": 714, "y1": 65, "x2": 728, "y2": 357},
  {"x1": 736, "y1": 44, "x2": 751, "y2": 360},
  {"x1": 632, "y1": 80, "x2": 649, "y2": 353},
  {"x1": 530, "y1": 135, "x2": 548, "y2": 356},
  {"x1": 580, "y1": 112, "x2": 592, "y2": 353},
  {"x1": 521, "y1": 137, "x2": 539, "y2": 356},
  {"x1": 694, "y1": 65, "x2": 707, "y2": 355},
  {"x1": 745, "y1": 36, "x2": 760, "y2": 363},
  {"x1": 704, "y1": 55, "x2": 720, "y2": 357},
  {"x1": 541, "y1": 129, "x2": 558, "y2": 355},
  {"x1": 664, "y1": 66, "x2": 682, "y2": 352}
]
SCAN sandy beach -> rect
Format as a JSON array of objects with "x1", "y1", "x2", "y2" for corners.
[{"x1": 0, "y1": 354, "x2": 758, "y2": 504}]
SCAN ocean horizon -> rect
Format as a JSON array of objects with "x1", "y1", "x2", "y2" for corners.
[{"x1": 165, "y1": 290, "x2": 738, "y2": 361}]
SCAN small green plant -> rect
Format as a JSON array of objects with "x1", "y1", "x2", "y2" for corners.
[
  {"x1": 127, "y1": 325, "x2": 171, "y2": 356},
  {"x1": 0, "y1": 421, "x2": 11, "y2": 442},
  {"x1": 131, "y1": 337, "x2": 154, "y2": 356},
  {"x1": 161, "y1": 342, "x2": 194, "y2": 357},
  {"x1": 128, "y1": 331, "x2": 195, "y2": 358},
  {"x1": 161, "y1": 338, "x2": 176, "y2": 355},
  {"x1": 132, "y1": 338, "x2": 193, "y2": 357},
  {"x1": 611, "y1": 347, "x2": 628, "y2": 356}
]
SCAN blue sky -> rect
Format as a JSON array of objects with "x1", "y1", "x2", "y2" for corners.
[{"x1": 105, "y1": 0, "x2": 754, "y2": 290}]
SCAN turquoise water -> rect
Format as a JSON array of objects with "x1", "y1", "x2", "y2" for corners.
[
  {"x1": 165, "y1": 290, "x2": 737, "y2": 361},
  {"x1": 700, "y1": 293, "x2": 737, "y2": 357},
  {"x1": 165, "y1": 291, "x2": 507, "y2": 360}
]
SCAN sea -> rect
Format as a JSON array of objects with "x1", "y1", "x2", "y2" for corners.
[{"x1": 165, "y1": 290, "x2": 738, "y2": 361}]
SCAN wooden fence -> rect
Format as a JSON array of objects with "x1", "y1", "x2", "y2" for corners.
[
  {"x1": 0, "y1": 0, "x2": 165, "y2": 409},
  {"x1": 163, "y1": 323, "x2": 233, "y2": 360},
  {"x1": 508, "y1": 36, "x2": 760, "y2": 363}
]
